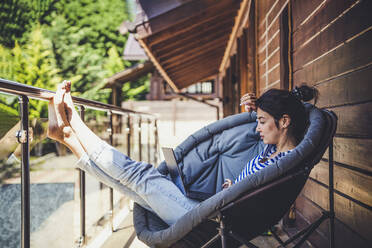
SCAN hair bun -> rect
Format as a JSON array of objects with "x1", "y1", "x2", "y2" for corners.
[{"x1": 291, "y1": 85, "x2": 318, "y2": 102}]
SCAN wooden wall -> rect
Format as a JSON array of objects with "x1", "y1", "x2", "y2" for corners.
[
  {"x1": 256, "y1": 0, "x2": 288, "y2": 94},
  {"x1": 222, "y1": 0, "x2": 372, "y2": 246},
  {"x1": 291, "y1": 0, "x2": 372, "y2": 246},
  {"x1": 222, "y1": 0, "x2": 256, "y2": 116}
]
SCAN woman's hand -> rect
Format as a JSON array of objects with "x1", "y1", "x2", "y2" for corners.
[
  {"x1": 222, "y1": 179, "x2": 232, "y2": 189},
  {"x1": 240, "y1": 93, "x2": 257, "y2": 112}
]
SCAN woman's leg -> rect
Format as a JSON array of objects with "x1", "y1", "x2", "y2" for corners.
[
  {"x1": 77, "y1": 152, "x2": 152, "y2": 209},
  {"x1": 85, "y1": 139, "x2": 199, "y2": 225},
  {"x1": 49, "y1": 82, "x2": 199, "y2": 225}
]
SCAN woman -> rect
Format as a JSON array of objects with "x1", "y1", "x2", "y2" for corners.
[
  {"x1": 223, "y1": 85, "x2": 317, "y2": 187},
  {"x1": 47, "y1": 81, "x2": 317, "y2": 225}
]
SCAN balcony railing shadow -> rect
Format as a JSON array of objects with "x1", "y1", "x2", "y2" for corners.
[{"x1": 0, "y1": 78, "x2": 158, "y2": 248}]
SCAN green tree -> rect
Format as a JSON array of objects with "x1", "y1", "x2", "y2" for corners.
[
  {"x1": 44, "y1": 0, "x2": 130, "y2": 98},
  {"x1": 0, "y1": 25, "x2": 61, "y2": 118},
  {"x1": 0, "y1": 0, "x2": 55, "y2": 47},
  {"x1": 1, "y1": 0, "x2": 150, "y2": 113}
]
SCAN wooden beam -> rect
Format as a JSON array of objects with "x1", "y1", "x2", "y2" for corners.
[
  {"x1": 135, "y1": 0, "x2": 229, "y2": 39},
  {"x1": 219, "y1": 0, "x2": 252, "y2": 72},
  {"x1": 151, "y1": 15, "x2": 235, "y2": 53},
  {"x1": 154, "y1": 19, "x2": 234, "y2": 58},
  {"x1": 163, "y1": 57, "x2": 223, "y2": 80},
  {"x1": 159, "y1": 36, "x2": 228, "y2": 65},
  {"x1": 169, "y1": 61, "x2": 221, "y2": 80},
  {"x1": 162, "y1": 45, "x2": 225, "y2": 70},
  {"x1": 173, "y1": 66, "x2": 219, "y2": 82},
  {"x1": 157, "y1": 35, "x2": 229, "y2": 63},
  {"x1": 168, "y1": 63, "x2": 222, "y2": 85},
  {"x1": 165, "y1": 55, "x2": 223, "y2": 80},
  {"x1": 173, "y1": 69, "x2": 219, "y2": 89},
  {"x1": 138, "y1": 39, "x2": 179, "y2": 92},
  {"x1": 146, "y1": 3, "x2": 240, "y2": 47}
]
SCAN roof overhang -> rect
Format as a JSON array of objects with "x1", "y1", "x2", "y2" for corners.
[
  {"x1": 103, "y1": 61, "x2": 154, "y2": 88},
  {"x1": 123, "y1": 33, "x2": 148, "y2": 61},
  {"x1": 124, "y1": 0, "x2": 243, "y2": 92}
]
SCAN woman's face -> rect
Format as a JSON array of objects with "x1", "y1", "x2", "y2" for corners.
[{"x1": 256, "y1": 108, "x2": 281, "y2": 144}]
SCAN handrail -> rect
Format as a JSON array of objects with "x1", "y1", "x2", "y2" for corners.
[
  {"x1": 0, "y1": 78, "x2": 159, "y2": 248},
  {"x1": 0, "y1": 78, "x2": 155, "y2": 118}
]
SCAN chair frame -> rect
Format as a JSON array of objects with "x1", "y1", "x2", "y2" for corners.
[{"x1": 200, "y1": 110, "x2": 337, "y2": 248}]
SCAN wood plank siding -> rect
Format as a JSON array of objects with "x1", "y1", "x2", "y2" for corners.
[
  {"x1": 129, "y1": 0, "x2": 371, "y2": 246},
  {"x1": 291, "y1": 0, "x2": 372, "y2": 246},
  {"x1": 220, "y1": 0, "x2": 371, "y2": 246}
]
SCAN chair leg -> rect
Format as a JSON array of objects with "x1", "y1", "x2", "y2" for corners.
[
  {"x1": 328, "y1": 141, "x2": 336, "y2": 248},
  {"x1": 329, "y1": 214, "x2": 335, "y2": 248},
  {"x1": 281, "y1": 212, "x2": 328, "y2": 247},
  {"x1": 228, "y1": 230, "x2": 259, "y2": 248},
  {"x1": 200, "y1": 233, "x2": 220, "y2": 248},
  {"x1": 292, "y1": 212, "x2": 329, "y2": 248},
  {"x1": 219, "y1": 217, "x2": 227, "y2": 248},
  {"x1": 270, "y1": 227, "x2": 286, "y2": 247}
]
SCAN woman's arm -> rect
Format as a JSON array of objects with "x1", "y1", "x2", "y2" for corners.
[{"x1": 240, "y1": 93, "x2": 257, "y2": 112}]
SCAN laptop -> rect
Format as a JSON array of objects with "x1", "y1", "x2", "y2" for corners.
[{"x1": 162, "y1": 147, "x2": 213, "y2": 200}]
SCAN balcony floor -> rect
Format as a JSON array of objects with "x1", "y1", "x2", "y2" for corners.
[{"x1": 102, "y1": 209, "x2": 294, "y2": 248}]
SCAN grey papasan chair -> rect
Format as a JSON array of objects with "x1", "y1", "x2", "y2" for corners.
[{"x1": 132, "y1": 104, "x2": 337, "y2": 248}]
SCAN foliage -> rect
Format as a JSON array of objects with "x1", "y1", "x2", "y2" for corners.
[
  {"x1": 0, "y1": 0, "x2": 56, "y2": 47},
  {"x1": 0, "y1": 102, "x2": 19, "y2": 138},
  {"x1": 44, "y1": 0, "x2": 131, "y2": 97},
  {"x1": 122, "y1": 75, "x2": 150, "y2": 101},
  {"x1": 0, "y1": 0, "x2": 150, "y2": 120},
  {"x1": 0, "y1": 25, "x2": 61, "y2": 118}
]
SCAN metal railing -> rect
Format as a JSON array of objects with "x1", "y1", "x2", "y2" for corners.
[{"x1": 0, "y1": 78, "x2": 159, "y2": 248}]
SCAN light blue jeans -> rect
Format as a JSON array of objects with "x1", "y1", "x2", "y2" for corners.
[{"x1": 76, "y1": 140, "x2": 200, "y2": 225}]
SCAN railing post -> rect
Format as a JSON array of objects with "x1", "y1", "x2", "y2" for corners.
[
  {"x1": 138, "y1": 116, "x2": 142, "y2": 161},
  {"x1": 127, "y1": 114, "x2": 131, "y2": 157},
  {"x1": 107, "y1": 111, "x2": 114, "y2": 232},
  {"x1": 19, "y1": 95, "x2": 30, "y2": 248},
  {"x1": 154, "y1": 119, "x2": 159, "y2": 165},
  {"x1": 328, "y1": 140, "x2": 335, "y2": 248},
  {"x1": 78, "y1": 106, "x2": 86, "y2": 246},
  {"x1": 147, "y1": 118, "x2": 151, "y2": 163}
]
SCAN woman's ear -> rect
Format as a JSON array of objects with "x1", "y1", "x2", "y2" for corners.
[{"x1": 280, "y1": 114, "x2": 291, "y2": 129}]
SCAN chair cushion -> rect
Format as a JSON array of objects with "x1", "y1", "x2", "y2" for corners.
[
  {"x1": 134, "y1": 104, "x2": 327, "y2": 247},
  {"x1": 157, "y1": 110, "x2": 265, "y2": 196}
]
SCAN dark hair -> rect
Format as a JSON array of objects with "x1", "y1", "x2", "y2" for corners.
[{"x1": 256, "y1": 85, "x2": 318, "y2": 143}]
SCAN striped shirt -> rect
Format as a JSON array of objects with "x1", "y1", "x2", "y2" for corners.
[{"x1": 234, "y1": 145, "x2": 292, "y2": 184}]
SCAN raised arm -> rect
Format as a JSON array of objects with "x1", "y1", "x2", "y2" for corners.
[{"x1": 240, "y1": 93, "x2": 257, "y2": 112}]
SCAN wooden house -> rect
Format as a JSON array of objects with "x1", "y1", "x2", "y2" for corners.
[{"x1": 124, "y1": 0, "x2": 372, "y2": 247}]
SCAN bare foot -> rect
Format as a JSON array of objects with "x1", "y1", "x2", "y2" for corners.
[
  {"x1": 62, "y1": 81, "x2": 80, "y2": 124},
  {"x1": 47, "y1": 82, "x2": 74, "y2": 144}
]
